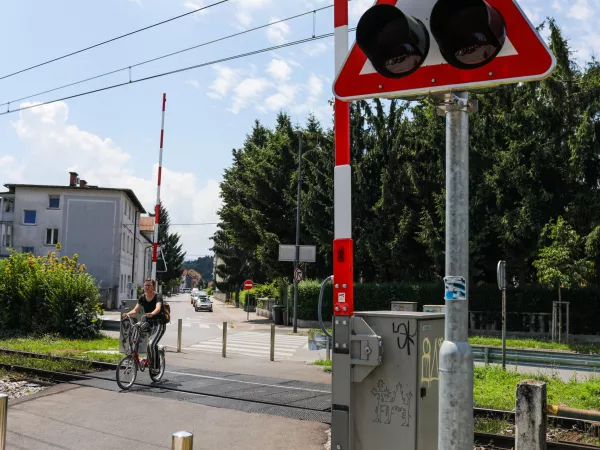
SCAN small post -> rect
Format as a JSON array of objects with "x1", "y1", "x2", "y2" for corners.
[
  {"x1": 484, "y1": 347, "x2": 489, "y2": 366},
  {"x1": 177, "y1": 318, "x2": 182, "y2": 353},
  {"x1": 172, "y1": 431, "x2": 193, "y2": 450},
  {"x1": 551, "y1": 303, "x2": 556, "y2": 342},
  {"x1": 222, "y1": 321, "x2": 227, "y2": 358},
  {"x1": 326, "y1": 336, "x2": 331, "y2": 361},
  {"x1": 515, "y1": 380, "x2": 547, "y2": 450},
  {"x1": 566, "y1": 303, "x2": 570, "y2": 344},
  {"x1": 0, "y1": 393, "x2": 7, "y2": 450},
  {"x1": 247, "y1": 293, "x2": 250, "y2": 321},
  {"x1": 270, "y1": 324, "x2": 275, "y2": 361}
]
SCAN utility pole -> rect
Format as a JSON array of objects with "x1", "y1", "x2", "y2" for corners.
[
  {"x1": 438, "y1": 92, "x2": 474, "y2": 450},
  {"x1": 293, "y1": 131, "x2": 303, "y2": 334}
]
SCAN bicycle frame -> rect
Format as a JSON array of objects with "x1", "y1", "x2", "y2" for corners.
[{"x1": 122, "y1": 316, "x2": 150, "y2": 372}]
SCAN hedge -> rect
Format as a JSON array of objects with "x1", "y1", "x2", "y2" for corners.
[{"x1": 296, "y1": 280, "x2": 600, "y2": 335}]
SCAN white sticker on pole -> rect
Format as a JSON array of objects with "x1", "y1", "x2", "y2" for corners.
[
  {"x1": 444, "y1": 276, "x2": 466, "y2": 301},
  {"x1": 338, "y1": 292, "x2": 346, "y2": 303}
]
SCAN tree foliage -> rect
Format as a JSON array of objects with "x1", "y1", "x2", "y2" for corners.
[
  {"x1": 157, "y1": 204, "x2": 185, "y2": 288},
  {"x1": 212, "y1": 21, "x2": 600, "y2": 291}
]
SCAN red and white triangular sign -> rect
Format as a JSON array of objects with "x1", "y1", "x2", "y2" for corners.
[{"x1": 334, "y1": 0, "x2": 556, "y2": 101}]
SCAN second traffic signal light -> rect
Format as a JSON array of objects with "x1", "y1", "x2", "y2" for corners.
[{"x1": 431, "y1": 0, "x2": 506, "y2": 69}]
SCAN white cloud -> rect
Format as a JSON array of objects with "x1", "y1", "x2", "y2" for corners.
[
  {"x1": 349, "y1": 0, "x2": 373, "y2": 21},
  {"x1": 8, "y1": 101, "x2": 221, "y2": 255},
  {"x1": 208, "y1": 65, "x2": 239, "y2": 99},
  {"x1": 303, "y1": 42, "x2": 329, "y2": 57},
  {"x1": 266, "y1": 59, "x2": 292, "y2": 81},
  {"x1": 266, "y1": 19, "x2": 290, "y2": 45},
  {"x1": 568, "y1": 0, "x2": 594, "y2": 20},
  {"x1": 229, "y1": 78, "x2": 271, "y2": 113},
  {"x1": 185, "y1": 80, "x2": 201, "y2": 89},
  {"x1": 231, "y1": 0, "x2": 273, "y2": 27},
  {"x1": 265, "y1": 84, "x2": 301, "y2": 111},
  {"x1": 184, "y1": 1, "x2": 208, "y2": 15}
]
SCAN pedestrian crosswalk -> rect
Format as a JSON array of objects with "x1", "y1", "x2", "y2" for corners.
[
  {"x1": 184, "y1": 331, "x2": 307, "y2": 360},
  {"x1": 166, "y1": 317, "x2": 222, "y2": 330}
]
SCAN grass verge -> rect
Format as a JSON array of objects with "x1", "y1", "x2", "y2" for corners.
[
  {"x1": 469, "y1": 336, "x2": 600, "y2": 354},
  {"x1": 0, "y1": 334, "x2": 121, "y2": 363},
  {"x1": 475, "y1": 366, "x2": 600, "y2": 411},
  {"x1": 0, "y1": 354, "x2": 94, "y2": 373},
  {"x1": 311, "y1": 359, "x2": 332, "y2": 373}
]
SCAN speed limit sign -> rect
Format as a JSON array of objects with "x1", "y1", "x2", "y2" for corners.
[{"x1": 294, "y1": 268, "x2": 303, "y2": 283}]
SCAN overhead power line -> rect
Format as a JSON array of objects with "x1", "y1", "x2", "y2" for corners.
[
  {"x1": 0, "y1": 28, "x2": 356, "y2": 117},
  {"x1": 0, "y1": 5, "x2": 332, "y2": 109},
  {"x1": 0, "y1": 0, "x2": 230, "y2": 82}
]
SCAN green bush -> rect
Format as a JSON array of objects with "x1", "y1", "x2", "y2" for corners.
[
  {"x1": 0, "y1": 251, "x2": 101, "y2": 338},
  {"x1": 294, "y1": 279, "x2": 600, "y2": 335},
  {"x1": 206, "y1": 287, "x2": 213, "y2": 296}
]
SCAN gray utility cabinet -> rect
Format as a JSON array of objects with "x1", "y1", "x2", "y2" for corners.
[{"x1": 352, "y1": 311, "x2": 444, "y2": 450}]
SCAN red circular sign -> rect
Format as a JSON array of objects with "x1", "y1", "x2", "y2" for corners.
[{"x1": 244, "y1": 280, "x2": 253, "y2": 290}]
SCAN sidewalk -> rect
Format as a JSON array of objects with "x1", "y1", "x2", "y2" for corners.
[{"x1": 6, "y1": 384, "x2": 330, "y2": 450}]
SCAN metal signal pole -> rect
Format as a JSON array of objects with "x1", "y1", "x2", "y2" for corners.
[{"x1": 438, "y1": 92, "x2": 474, "y2": 450}]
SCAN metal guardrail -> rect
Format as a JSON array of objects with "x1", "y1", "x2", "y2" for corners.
[{"x1": 472, "y1": 346, "x2": 600, "y2": 372}]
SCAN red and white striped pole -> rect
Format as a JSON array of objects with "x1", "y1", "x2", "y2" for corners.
[
  {"x1": 151, "y1": 93, "x2": 166, "y2": 282},
  {"x1": 333, "y1": 0, "x2": 353, "y2": 317}
]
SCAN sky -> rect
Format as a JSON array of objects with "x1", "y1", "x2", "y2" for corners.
[{"x1": 0, "y1": 0, "x2": 598, "y2": 259}]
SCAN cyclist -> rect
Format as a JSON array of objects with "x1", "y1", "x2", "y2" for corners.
[{"x1": 122, "y1": 278, "x2": 166, "y2": 374}]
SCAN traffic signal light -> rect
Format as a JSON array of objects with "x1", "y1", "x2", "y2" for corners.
[
  {"x1": 356, "y1": 4, "x2": 430, "y2": 78},
  {"x1": 356, "y1": 0, "x2": 506, "y2": 78}
]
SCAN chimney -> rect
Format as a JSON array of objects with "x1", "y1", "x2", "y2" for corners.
[
  {"x1": 79, "y1": 180, "x2": 87, "y2": 188},
  {"x1": 69, "y1": 172, "x2": 79, "y2": 187}
]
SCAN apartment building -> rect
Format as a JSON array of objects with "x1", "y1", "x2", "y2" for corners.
[{"x1": 0, "y1": 172, "x2": 152, "y2": 309}]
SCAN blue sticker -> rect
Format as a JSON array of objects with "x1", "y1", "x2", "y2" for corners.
[{"x1": 444, "y1": 276, "x2": 466, "y2": 301}]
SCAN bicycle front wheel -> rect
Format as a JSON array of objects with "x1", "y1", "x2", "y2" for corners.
[
  {"x1": 116, "y1": 354, "x2": 137, "y2": 390},
  {"x1": 149, "y1": 351, "x2": 165, "y2": 382}
]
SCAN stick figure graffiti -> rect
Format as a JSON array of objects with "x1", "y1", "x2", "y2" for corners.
[{"x1": 371, "y1": 379, "x2": 413, "y2": 426}]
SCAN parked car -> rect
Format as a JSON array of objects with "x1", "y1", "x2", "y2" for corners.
[
  {"x1": 182, "y1": 288, "x2": 191, "y2": 294},
  {"x1": 195, "y1": 295, "x2": 213, "y2": 312},
  {"x1": 190, "y1": 288, "x2": 200, "y2": 304}
]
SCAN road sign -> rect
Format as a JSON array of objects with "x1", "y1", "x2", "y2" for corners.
[
  {"x1": 497, "y1": 260, "x2": 507, "y2": 290},
  {"x1": 278, "y1": 244, "x2": 316, "y2": 263},
  {"x1": 244, "y1": 280, "x2": 253, "y2": 290},
  {"x1": 334, "y1": 0, "x2": 556, "y2": 101},
  {"x1": 294, "y1": 268, "x2": 303, "y2": 283}
]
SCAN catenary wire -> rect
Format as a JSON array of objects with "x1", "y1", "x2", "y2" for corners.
[
  {"x1": 0, "y1": 5, "x2": 333, "y2": 109},
  {"x1": 0, "y1": 28, "x2": 356, "y2": 117},
  {"x1": 0, "y1": 0, "x2": 230, "y2": 81}
]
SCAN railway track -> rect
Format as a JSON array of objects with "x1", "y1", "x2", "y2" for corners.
[{"x1": 1, "y1": 348, "x2": 599, "y2": 449}]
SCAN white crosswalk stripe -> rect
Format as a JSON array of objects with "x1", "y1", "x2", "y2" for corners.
[
  {"x1": 167, "y1": 318, "x2": 222, "y2": 330},
  {"x1": 184, "y1": 331, "x2": 307, "y2": 359}
]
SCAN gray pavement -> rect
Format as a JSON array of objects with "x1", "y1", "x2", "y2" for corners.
[{"x1": 6, "y1": 384, "x2": 329, "y2": 450}]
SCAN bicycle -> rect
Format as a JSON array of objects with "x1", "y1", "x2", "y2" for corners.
[{"x1": 116, "y1": 315, "x2": 166, "y2": 390}]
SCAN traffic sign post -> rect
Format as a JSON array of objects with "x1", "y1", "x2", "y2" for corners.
[
  {"x1": 244, "y1": 280, "x2": 253, "y2": 321},
  {"x1": 497, "y1": 261, "x2": 507, "y2": 370},
  {"x1": 330, "y1": 1, "x2": 556, "y2": 449}
]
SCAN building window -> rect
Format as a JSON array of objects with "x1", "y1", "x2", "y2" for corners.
[
  {"x1": 22, "y1": 246, "x2": 34, "y2": 254},
  {"x1": 46, "y1": 228, "x2": 59, "y2": 245},
  {"x1": 48, "y1": 195, "x2": 60, "y2": 209},
  {"x1": 23, "y1": 210, "x2": 36, "y2": 225},
  {"x1": 121, "y1": 233, "x2": 125, "y2": 253}
]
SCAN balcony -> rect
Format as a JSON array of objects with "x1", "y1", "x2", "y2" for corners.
[{"x1": 0, "y1": 211, "x2": 13, "y2": 223}]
